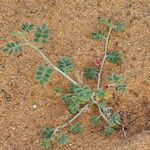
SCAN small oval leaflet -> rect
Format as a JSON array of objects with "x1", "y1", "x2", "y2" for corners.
[
  {"x1": 35, "y1": 65, "x2": 53, "y2": 85},
  {"x1": 58, "y1": 133, "x2": 68, "y2": 145},
  {"x1": 2, "y1": 41, "x2": 22, "y2": 54},
  {"x1": 108, "y1": 51, "x2": 121, "y2": 63},
  {"x1": 34, "y1": 23, "x2": 49, "y2": 44},
  {"x1": 57, "y1": 56, "x2": 73, "y2": 73},
  {"x1": 71, "y1": 122, "x2": 81, "y2": 134}
]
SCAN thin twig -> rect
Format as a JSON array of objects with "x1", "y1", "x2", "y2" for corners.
[
  {"x1": 54, "y1": 101, "x2": 93, "y2": 133},
  {"x1": 23, "y1": 39, "x2": 79, "y2": 86},
  {"x1": 97, "y1": 27, "x2": 113, "y2": 89},
  {"x1": 68, "y1": 102, "x2": 92, "y2": 124},
  {"x1": 98, "y1": 104, "x2": 127, "y2": 138},
  {"x1": 117, "y1": 122, "x2": 127, "y2": 138},
  {"x1": 15, "y1": 37, "x2": 94, "y2": 135},
  {"x1": 97, "y1": 104, "x2": 109, "y2": 123},
  {"x1": 91, "y1": 95, "x2": 109, "y2": 123}
]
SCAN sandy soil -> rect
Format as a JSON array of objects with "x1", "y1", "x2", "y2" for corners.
[{"x1": 0, "y1": 0, "x2": 150, "y2": 150}]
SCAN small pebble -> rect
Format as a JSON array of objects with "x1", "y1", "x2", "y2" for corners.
[
  {"x1": 33, "y1": 105, "x2": 37, "y2": 109},
  {"x1": 69, "y1": 143, "x2": 73, "y2": 146}
]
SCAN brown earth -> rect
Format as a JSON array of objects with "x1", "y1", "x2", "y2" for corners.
[{"x1": 0, "y1": 0, "x2": 150, "y2": 150}]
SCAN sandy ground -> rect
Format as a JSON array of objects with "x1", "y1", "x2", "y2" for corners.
[{"x1": 0, "y1": 0, "x2": 150, "y2": 150}]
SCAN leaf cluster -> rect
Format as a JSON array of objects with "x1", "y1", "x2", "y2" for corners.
[
  {"x1": 2, "y1": 41, "x2": 22, "y2": 54},
  {"x1": 70, "y1": 122, "x2": 81, "y2": 134},
  {"x1": 103, "y1": 113, "x2": 121, "y2": 136},
  {"x1": 40, "y1": 127, "x2": 54, "y2": 148},
  {"x1": 54, "y1": 85, "x2": 63, "y2": 96},
  {"x1": 57, "y1": 57, "x2": 73, "y2": 73},
  {"x1": 108, "y1": 73, "x2": 127, "y2": 93},
  {"x1": 91, "y1": 31, "x2": 104, "y2": 41},
  {"x1": 35, "y1": 65, "x2": 53, "y2": 85},
  {"x1": 108, "y1": 51, "x2": 121, "y2": 63},
  {"x1": 40, "y1": 127, "x2": 68, "y2": 149},
  {"x1": 22, "y1": 22, "x2": 34, "y2": 33},
  {"x1": 104, "y1": 126, "x2": 114, "y2": 136},
  {"x1": 90, "y1": 115, "x2": 101, "y2": 125},
  {"x1": 84, "y1": 66, "x2": 98, "y2": 79},
  {"x1": 100, "y1": 18, "x2": 125, "y2": 31},
  {"x1": 95, "y1": 88, "x2": 105, "y2": 100},
  {"x1": 34, "y1": 23, "x2": 49, "y2": 44},
  {"x1": 62, "y1": 85, "x2": 92, "y2": 114},
  {"x1": 58, "y1": 133, "x2": 68, "y2": 145}
]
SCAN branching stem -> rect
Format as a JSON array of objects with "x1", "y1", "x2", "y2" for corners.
[
  {"x1": 117, "y1": 122, "x2": 127, "y2": 138},
  {"x1": 22, "y1": 39, "x2": 79, "y2": 86},
  {"x1": 97, "y1": 27, "x2": 113, "y2": 89},
  {"x1": 68, "y1": 102, "x2": 91, "y2": 124},
  {"x1": 91, "y1": 96, "x2": 109, "y2": 123},
  {"x1": 14, "y1": 30, "x2": 127, "y2": 139},
  {"x1": 54, "y1": 101, "x2": 93, "y2": 134},
  {"x1": 97, "y1": 104, "x2": 109, "y2": 123},
  {"x1": 17, "y1": 37, "x2": 94, "y2": 135}
]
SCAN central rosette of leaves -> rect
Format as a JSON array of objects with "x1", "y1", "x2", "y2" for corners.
[{"x1": 62, "y1": 85, "x2": 92, "y2": 114}]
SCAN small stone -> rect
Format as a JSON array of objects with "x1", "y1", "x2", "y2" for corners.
[
  {"x1": 33, "y1": 105, "x2": 37, "y2": 109},
  {"x1": 68, "y1": 143, "x2": 73, "y2": 146}
]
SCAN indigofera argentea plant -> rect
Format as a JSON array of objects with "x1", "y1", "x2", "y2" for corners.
[{"x1": 1, "y1": 18, "x2": 127, "y2": 149}]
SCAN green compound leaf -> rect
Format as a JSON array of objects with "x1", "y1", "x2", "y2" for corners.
[
  {"x1": 22, "y1": 22, "x2": 34, "y2": 33},
  {"x1": 116, "y1": 83, "x2": 127, "y2": 93},
  {"x1": 69, "y1": 83, "x2": 79, "y2": 93},
  {"x1": 68, "y1": 95, "x2": 80, "y2": 114},
  {"x1": 98, "y1": 101, "x2": 107, "y2": 110},
  {"x1": 100, "y1": 18, "x2": 114, "y2": 28},
  {"x1": 91, "y1": 30, "x2": 104, "y2": 41},
  {"x1": 100, "y1": 18, "x2": 110, "y2": 25},
  {"x1": 2, "y1": 41, "x2": 22, "y2": 54},
  {"x1": 40, "y1": 138, "x2": 51, "y2": 149},
  {"x1": 54, "y1": 85, "x2": 63, "y2": 96},
  {"x1": 95, "y1": 88, "x2": 105, "y2": 99},
  {"x1": 115, "y1": 22, "x2": 125, "y2": 32},
  {"x1": 108, "y1": 51, "x2": 121, "y2": 63},
  {"x1": 62, "y1": 95, "x2": 80, "y2": 114},
  {"x1": 74, "y1": 85, "x2": 92, "y2": 104},
  {"x1": 84, "y1": 66, "x2": 98, "y2": 79},
  {"x1": 58, "y1": 133, "x2": 68, "y2": 145},
  {"x1": 71, "y1": 123, "x2": 81, "y2": 134},
  {"x1": 61, "y1": 95, "x2": 72, "y2": 105},
  {"x1": 108, "y1": 73, "x2": 123, "y2": 81},
  {"x1": 109, "y1": 113, "x2": 121, "y2": 127},
  {"x1": 41, "y1": 127, "x2": 54, "y2": 140},
  {"x1": 34, "y1": 23, "x2": 49, "y2": 44},
  {"x1": 104, "y1": 127, "x2": 114, "y2": 136},
  {"x1": 68, "y1": 102, "x2": 80, "y2": 114},
  {"x1": 90, "y1": 115, "x2": 101, "y2": 125},
  {"x1": 57, "y1": 57, "x2": 73, "y2": 73},
  {"x1": 35, "y1": 65, "x2": 53, "y2": 85}
]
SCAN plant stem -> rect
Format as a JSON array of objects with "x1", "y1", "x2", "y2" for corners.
[
  {"x1": 91, "y1": 96, "x2": 109, "y2": 123},
  {"x1": 97, "y1": 104, "x2": 109, "y2": 123},
  {"x1": 69, "y1": 102, "x2": 92, "y2": 124},
  {"x1": 117, "y1": 122, "x2": 127, "y2": 138},
  {"x1": 97, "y1": 27, "x2": 113, "y2": 89},
  {"x1": 20, "y1": 38, "x2": 94, "y2": 134},
  {"x1": 54, "y1": 101, "x2": 93, "y2": 133},
  {"x1": 23, "y1": 39, "x2": 78, "y2": 86}
]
